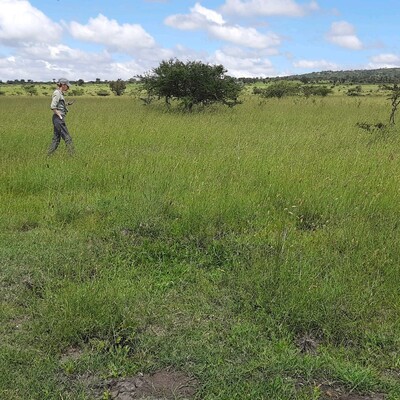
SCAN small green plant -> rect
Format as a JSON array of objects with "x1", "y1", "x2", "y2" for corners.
[
  {"x1": 61, "y1": 360, "x2": 76, "y2": 375},
  {"x1": 102, "y1": 390, "x2": 112, "y2": 400}
]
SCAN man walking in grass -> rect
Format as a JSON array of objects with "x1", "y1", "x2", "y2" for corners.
[{"x1": 48, "y1": 78, "x2": 75, "y2": 156}]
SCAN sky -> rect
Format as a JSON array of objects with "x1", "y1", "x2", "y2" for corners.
[{"x1": 0, "y1": 0, "x2": 399, "y2": 81}]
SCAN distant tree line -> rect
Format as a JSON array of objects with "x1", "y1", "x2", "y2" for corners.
[
  {"x1": 0, "y1": 78, "x2": 138, "y2": 85},
  {"x1": 2, "y1": 67, "x2": 399, "y2": 87},
  {"x1": 273, "y1": 68, "x2": 400, "y2": 85}
]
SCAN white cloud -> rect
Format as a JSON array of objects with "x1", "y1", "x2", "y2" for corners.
[
  {"x1": 370, "y1": 53, "x2": 400, "y2": 64},
  {"x1": 220, "y1": 0, "x2": 319, "y2": 17},
  {"x1": 0, "y1": 55, "x2": 68, "y2": 81},
  {"x1": 0, "y1": 40, "x2": 146, "y2": 81},
  {"x1": 209, "y1": 25, "x2": 280, "y2": 49},
  {"x1": 0, "y1": 38, "x2": 200, "y2": 81},
  {"x1": 0, "y1": 51, "x2": 144, "y2": 81},
  {"x1": 0, "y1": 0, "x2": 62, "y2": 46},
  {"x1": 293, "y1": 59, "x2": 339, "y2": 70},
  {"x1": 165, "y1": 3, "x2": 225, "y2": 30},
  {"x1": 193, "y1": 3, "x2": 225, "y2": 25},
  {"x1": 368, "y1": 53, "x2": 400, "y2": 69},
  {"x1": 326, "y1": 21, "x2": 363, "y2": 50},
  {"x1": 20, "y1": 43, "x2": 112, "y2": 63},
  {"x1": 212, "y1": 48, "x2": 275, "y2": 77},
  {"x1": 68, "y1": 14, "x2": 156, "y2": 54},
  {"x1": 165, "y1": 4, "x2": 281, "y2": 50},
  {"x1": 164, "y1": 14, "x2": 203, "y2": 30}
]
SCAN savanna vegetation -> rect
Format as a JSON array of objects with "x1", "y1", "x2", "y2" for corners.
[{"x1": 0, "y1": 77, "x2": 400, "y2": 399}]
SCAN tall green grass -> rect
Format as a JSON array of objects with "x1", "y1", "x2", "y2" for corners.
[{"x1": 1, "y1": 95, "x2": 399, "y2": 399}]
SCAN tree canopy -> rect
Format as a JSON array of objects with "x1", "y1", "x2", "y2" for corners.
[{"x1": 138, "y1": 59, "x2": 242, "y2": 110}]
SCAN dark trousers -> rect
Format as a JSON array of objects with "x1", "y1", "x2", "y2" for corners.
[{"x1": 48, "y1": 114, "x2": 74, "y2": 155}]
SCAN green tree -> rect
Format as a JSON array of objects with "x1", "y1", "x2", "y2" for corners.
[
  {"x1": 299, "y1": 76, "x2": 311, "y2": 84},
  {"x1": 384, "y1": 84, "x2": 400, "y2": 125},
  {"x1": 109, "y1": 79, "x2": 126, "y2": 96},
  {"x1": 23, "y1": 84, "x2": 38, "y2": 96},
  {"x1": 138, "y1": 59, "x2": 242, "y2": 111}
]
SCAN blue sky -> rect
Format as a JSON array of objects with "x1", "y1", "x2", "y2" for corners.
[{"x1": 0, "y1": 0, "x2": 399, "y2": 81}]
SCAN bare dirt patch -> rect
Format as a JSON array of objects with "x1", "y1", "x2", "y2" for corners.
[
  {"x1": 383, "y1": 368, "x2": 400, "y2": 381},
  {"x1": 97, "y1": 369, "x2": 198, "y2": 400},
  {"x1": 342, "y1": 396, "x2": 385, "y2": 400},
  {"x1": 317, "y1": 382, "x2": 385, "y2": 400},
  {"x1": 322, "y1": 390, "x2": 385, "y2": 399},
  {"x1": 297, "y1": 380, "x2": 385, "y2": 400},
  {"x1": 60, "y1": 346, "x2": 83, "y2": 363}
]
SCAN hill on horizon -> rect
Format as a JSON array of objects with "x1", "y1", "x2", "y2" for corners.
[{"x1": 277, "y1": 67, "x2": 400, "y2": 84}]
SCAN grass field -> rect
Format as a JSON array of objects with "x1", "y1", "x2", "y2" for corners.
[{"x1": 1, "y1": 92, "x2": 400, "y2": 399}]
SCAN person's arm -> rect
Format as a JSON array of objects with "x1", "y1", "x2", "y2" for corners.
[{"x1": 52, "y1": 108, "x2": 63, "y2": 119}]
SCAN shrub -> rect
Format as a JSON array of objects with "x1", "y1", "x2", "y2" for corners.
[
  {"x1": 302, "y1": 85, "x2": 333, "y2": 98},
  {"x1": 109, "y1": 79, "x2": 126, "y2": 96},
  {"x1": 256, "y1": 81, "x2": 302, "y2": 98},
  {"x1": 347, "y1": 85, "x2": 363, "y2": 96},
  {"x1": 69, "y1": 88, "x2": 84, "y2": 96},
  {"x1": 96, "y1": 90, "x2": 111, "y2": 97}
]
